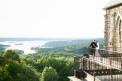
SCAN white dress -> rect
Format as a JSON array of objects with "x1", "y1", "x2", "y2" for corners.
[
  {"x1": 96, "y1": 43, "x2": 99, "y2": 49},
  {"x1": 96, "y1": 42, "x2": 100, "y2": 56}
]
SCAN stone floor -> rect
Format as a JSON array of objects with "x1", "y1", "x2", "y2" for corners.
[{"x1": 97, "y1": 75, "x2": 122, "y2": 81}]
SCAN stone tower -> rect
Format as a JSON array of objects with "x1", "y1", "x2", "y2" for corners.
[{"x1": 104, "y1": 0, "x2": 122, "y2": 52}]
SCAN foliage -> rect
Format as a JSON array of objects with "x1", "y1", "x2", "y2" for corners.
[
  {"x1": 0, "y1": 62, "x2": 40, "y2": 81},
  {"x1": 41, "y1": 66, "x2": 58, "y2": 81},
  {"x1": 0, "y1": 50, "x2": 40, "y2": 81},
  {"x1": 24, "y1": 54, "x2": 74, "y2": 81},
  {"x1": 3, "y1": 50, "x2": 20, "y2": 62},
  {"x1": 0, "y1": 49, "x2": 75, "y2": 81}
]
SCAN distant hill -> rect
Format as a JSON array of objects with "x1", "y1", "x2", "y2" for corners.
[
  {"x1": 0, "y1": 44, "x2": 9, "y2": 51},
  {"x1": 37, "y1": 38, "x2": 104, "y2": 55},
  {"x1": 42, "y1": 38, "x2": 104, "y2": 48}
]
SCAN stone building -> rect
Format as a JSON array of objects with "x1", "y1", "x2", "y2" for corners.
[
  {"x1": 104, "y1": 0, "x2": 122, "y2": 52},
  {"x1": 68, "y1": 0, "x2": 122, "y2": 81}
]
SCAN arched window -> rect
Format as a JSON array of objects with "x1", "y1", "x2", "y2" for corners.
[
  {"x1": 119, "y1": 19, "x2": 122, "y2": 51},
  {"x1": 119, "y1": 20, "x2": 122, "y2": 34},
  {"x1": 119, "y1": 20, "x2": 121, "y2": 30}
]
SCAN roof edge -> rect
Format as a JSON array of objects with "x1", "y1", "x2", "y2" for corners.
[{"x1": 103, "y1": 3, "x2": 122, "y2": 10}]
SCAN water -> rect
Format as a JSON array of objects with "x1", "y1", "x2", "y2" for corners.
[{"x1": 0, "y1": 40, "x2": 49, "y2": 54}]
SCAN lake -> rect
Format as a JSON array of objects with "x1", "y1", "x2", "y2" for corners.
[{"x1": 0, "y1": 40, "x2": 49, "y2": 54}]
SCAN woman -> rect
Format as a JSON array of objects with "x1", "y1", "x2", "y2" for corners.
[{"x1": 95, "y1": 41, "x2": 100, "y2": 56}]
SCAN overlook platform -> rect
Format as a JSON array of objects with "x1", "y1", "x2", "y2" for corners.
[{"x1": 68, "y1": 49, "x2": 122, "y2": 81}]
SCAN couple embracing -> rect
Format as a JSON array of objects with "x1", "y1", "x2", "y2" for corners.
[{"x1": 89, "y1": 40, "x2": 99, "y2": 56}]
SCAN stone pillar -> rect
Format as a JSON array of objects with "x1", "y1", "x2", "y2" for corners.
[
  {"x1": 104, "y1": 14, "x2": 110, "y2": 50},
  {"x1": 104, "y1": 13, "x2": 113, "y2": 51},
  {"x1": 113, "y1": 28, "x2": 120, "y2": 51}
]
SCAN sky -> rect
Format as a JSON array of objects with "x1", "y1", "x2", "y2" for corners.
[{"x1": 0, "y1": 0, "x2": 110, "y2": 38}]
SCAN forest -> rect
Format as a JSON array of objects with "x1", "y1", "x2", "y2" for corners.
[
  {"x1": 0, "y1": 38, "x2": 104, "y2": 81},
  {"x1": 0, "y1": 50, "x2": 75, "y2": 81}
]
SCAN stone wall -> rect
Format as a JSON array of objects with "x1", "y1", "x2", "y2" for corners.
[{"x1": 104, "y1": 5, "x2": 122, "y2": 52}]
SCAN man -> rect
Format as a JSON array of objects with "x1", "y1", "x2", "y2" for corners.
[{"x1": 89, "y1": 40, "x2": 98, "y2": 56}]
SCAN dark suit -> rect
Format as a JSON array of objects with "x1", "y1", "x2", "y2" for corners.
[{"x1": 89, "y1": 42, "x2": 98, "y2": 56}]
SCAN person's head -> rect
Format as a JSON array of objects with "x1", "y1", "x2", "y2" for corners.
[{"x1": 93, "y1": 40, "x2": 96, "y2": 42}]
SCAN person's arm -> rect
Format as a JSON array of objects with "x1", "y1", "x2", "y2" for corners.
[{"x1": 95, "y1": 42, "x2": 98, "y2": 47}]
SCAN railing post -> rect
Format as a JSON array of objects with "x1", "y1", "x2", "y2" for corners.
[
  {"x1": 93, "y1": 72, "x2": 95, "y2": 81},
  {"x1": 79, "y1": 57, "x2": 82, "y2": 70},
  {"x1": 83, "y1": 58, "x2": 85, "y2": 70},
  {"x1": 120, "y1": 58, "x2": 122, "y2": 69}
]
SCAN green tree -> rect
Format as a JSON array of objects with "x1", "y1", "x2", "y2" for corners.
[
  {"x1": 33, "y1": 54, "x2": 74, "y2": 81},
  {"x1": 3, "y1": 50, "x2": 20, "y2": 62},
  {"x1": 0, "y1": 62, "x2": 40, "y2": 81},
  {"x1": 41, "y1": 66, "x2": 58, "y2": 81}
]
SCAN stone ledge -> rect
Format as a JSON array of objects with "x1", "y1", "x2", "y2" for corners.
[{"x1": 68, "y1": 76, "x2": 86, "y2": 81}]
